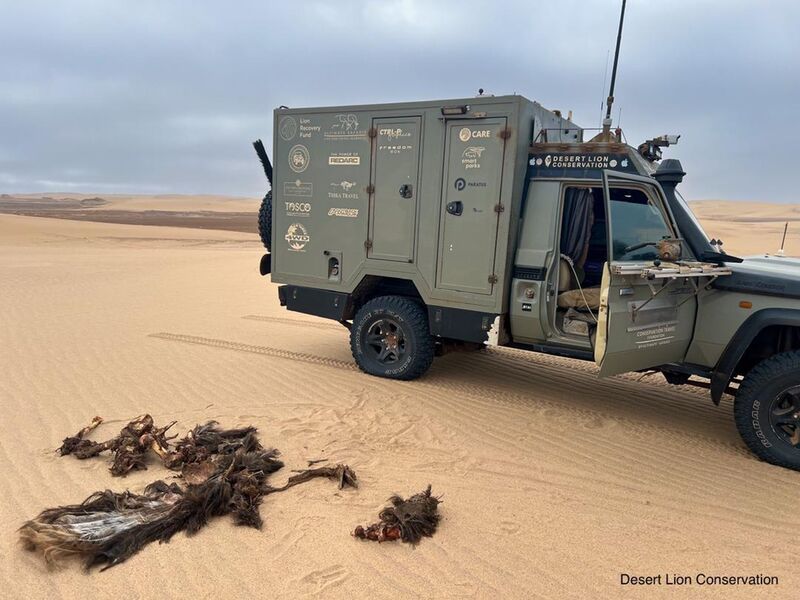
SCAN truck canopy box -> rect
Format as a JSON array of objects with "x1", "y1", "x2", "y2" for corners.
[{"x1": 271, "y1": 95, "x2": 577, "y2": 322}]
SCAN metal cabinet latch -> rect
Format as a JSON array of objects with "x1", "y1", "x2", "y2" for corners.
[{"x1": 446, "y1": 201, "x2": 463, "y2": 216}]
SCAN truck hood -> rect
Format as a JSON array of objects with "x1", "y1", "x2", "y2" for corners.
[{"x1": 714, "y1": 254, "x2": 800, "y2": 298}]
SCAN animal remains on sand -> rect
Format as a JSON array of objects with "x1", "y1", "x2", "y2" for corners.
[
  {"x1": 20, "y1": 415, "x2": 357, "y2": 570},
  {"x1": 353, "y1": 485, "x2": 441, "y2": 544}
]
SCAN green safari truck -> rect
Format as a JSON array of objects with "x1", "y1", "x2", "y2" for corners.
[{"x1": 254, "y1": 94, "x2": 800, "y2": 471}]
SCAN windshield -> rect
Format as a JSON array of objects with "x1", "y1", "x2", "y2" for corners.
[{"x1": 674, "y1": 189, "x2": 710, "y2": 242}]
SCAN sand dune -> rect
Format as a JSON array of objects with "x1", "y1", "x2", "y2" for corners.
[{"x1": 2, "y1": 209, "x2": 799, "y2": 598}]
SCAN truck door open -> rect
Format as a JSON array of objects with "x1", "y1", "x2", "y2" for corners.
[
  {"x1": 437, "y1": 118, "x2": 507, "y2": 295},
  {"x1": 368, "y1": 117, "x2": 422, "y2": 262},
  {"x1": 594, "y1": 170, "x2": 698, "y2": 377}
]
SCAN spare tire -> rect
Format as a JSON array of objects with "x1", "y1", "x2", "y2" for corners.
[{"x1": 257, "y1": 190, "x2": 272, "y2": 250}]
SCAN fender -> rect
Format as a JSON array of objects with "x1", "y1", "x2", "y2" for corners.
[{"x1": 711, "y1": 308, "x2": 800, "y2": 404}]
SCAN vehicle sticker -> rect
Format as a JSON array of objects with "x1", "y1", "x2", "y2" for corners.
[
  {"x1": 285, "y1": 223, "x2": 310, "y2": 251},
  {"x1": 279, "y1": 116, "x2": 297, "y2": 141},
  {"x1": 324, "y1": 114, "x2": 367, "y2": 141},
  {"x1": 283, "y1": 180, "x2": 313, "y2": 197},
  {"x1": 328, "y1": 153, "x2": 360, "y2": 166},
  {"x1": 328, "y1": 208, "x2": 359, "y2": 218},
  {"x1": 288, "y1": 145, "x2": 310, "y2": 173},
  {"x1": 284, "y1": 201, "x2": 311, "y2": 217},
  {"x1": 298, "y1": 117, "x2": 321, "y2": 139},
  {"x1": 328, "y1": 180, "x2": 359, "y2": 200}
]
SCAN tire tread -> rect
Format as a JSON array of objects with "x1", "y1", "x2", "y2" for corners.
[
  {"x1": 258, "y1": 190, "x2": 272, "y2": 251},
  {"x1": 734, "y1": 350, "x2": 800, "y2": 470},
  {"x1": 350, "y1": 295, "x2": 434, "y2": 380}
]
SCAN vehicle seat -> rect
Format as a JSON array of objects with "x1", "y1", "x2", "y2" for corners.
[{"x1": 557, "y1": 286, "x2": 601, "y2": 310}]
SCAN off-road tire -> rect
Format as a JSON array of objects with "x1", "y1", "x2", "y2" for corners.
[
  {"x1": 257, "y1": 190, "x2": 272, "y2": 250},
  {"x1": 350, "y1": 296, "x2": 435, "y2": 380},
  {"x1": 734, "y1": 351, "x2": 800, "y2": 470}
]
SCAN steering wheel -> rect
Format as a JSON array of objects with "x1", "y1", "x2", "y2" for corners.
[{"x1": 623, "y1": 241, "x2": 656, "y2": 254}]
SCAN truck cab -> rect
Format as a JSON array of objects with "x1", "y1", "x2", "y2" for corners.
[{"x1": 256, "y1": 94, "x2": 800, "y2": 471}]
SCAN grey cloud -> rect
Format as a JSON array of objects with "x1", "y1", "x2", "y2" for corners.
[{"x1": 0, "y1": 0, "x2": 798, "y2": 201}]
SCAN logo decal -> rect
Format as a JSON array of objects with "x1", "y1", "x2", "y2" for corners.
[
  {"x1": 284, "y1": 201, "x2": 311, "y2": 217},
  {"x1": 379, "y1": 127, "x2": 412, "y2": 140},
  {"x1": 328, "y1": 180, "x2": 359, "y2": 200},
  {"x1": 285, "y1": 223, "x2": 310, "y2": 251},
  {"x1": 459, "y1": 127, "x2": 471, "y2": 142},
  {"x1": 279, "y1": 116, "x2": 297, "y2": 141},
  {"x1": 454, "y1": 177, "x2": 466, "y2": 191},
  {"x1": 328, "y1": 207, "x2": 359, "y2": 218},
  {"x1": 283, "y1": 179, "x2": 312, "y2": 197},
  {"x1": 325, "y1": 114, "x2": 367, "y2": 140},
  {"x1": 462, "y1": 146, "x2": 485, "y2": 159},
  {"x1": 288, "y1": 145, "x2": 309, "y2": 173},
  {"x1": 329, "y1": 154, "x2": 360, "y2": 166},
  {"x1": 333, "y1": 114, "x2": 359, "y2": 132},
  {"x1": 332, "y1": 180, "x2": 356, "y2": 191}
]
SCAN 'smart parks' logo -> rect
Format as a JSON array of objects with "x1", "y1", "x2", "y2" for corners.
[
  {"x1": 285, "y1": 223, "x2": 310, "y2": 251},
  {"x1": 288, "y1": 145, "x2": 309, "y2": 173}
]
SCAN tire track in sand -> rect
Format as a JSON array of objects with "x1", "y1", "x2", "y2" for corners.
[
  {"x1": 152, "y1": 330, "x2": 728, "y2": 452},
  {"x1": 241, "y1": 314, "x2": 344, "y2": 331},
  {"x1": 148, "y1": 332, "x2": 357, "y2": 371}
]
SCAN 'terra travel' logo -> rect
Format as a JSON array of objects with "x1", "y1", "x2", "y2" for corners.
[
  {"x1": 288, "y1": 145, "x2": 309, "y2": 173},
  {"x1": 459, "y1": 127, "x2": 472, "y2": 142},
  {"x1": 285, "y1": 223, "x2": 310, "y2": 251},
  {"x1": 454, "y1": 177, "x2": 466, "y2": 191}
]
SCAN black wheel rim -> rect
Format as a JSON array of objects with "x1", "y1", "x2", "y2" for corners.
[
  {"x1": 364, "y1": 318, "x2": 407, "y2": 365},
  {"x1": 769, "y1": 386, "x2": 800, "y2": 447}
]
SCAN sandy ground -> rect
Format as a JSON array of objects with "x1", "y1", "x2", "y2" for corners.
[{"x1": 2, "y1": 203, "x2": 800, "y2": 599}]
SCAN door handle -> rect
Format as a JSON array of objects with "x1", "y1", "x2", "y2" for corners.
[
  {"x1": 446, "y1": 200, "x2": 463, "y2": 216},
  {"x1": 399, "y1": 184, "x2": 413, "y2": 199}
]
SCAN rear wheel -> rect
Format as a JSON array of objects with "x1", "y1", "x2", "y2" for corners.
[
  {"x1": 257, "y1": 190, "x2": 272, "y2": 250},
  {"x1": 350, "y1": 296, "x2": 434, "y2": 380},
  {"x1": 734, "y1": 351, "x2": 800, "y2": 470}
]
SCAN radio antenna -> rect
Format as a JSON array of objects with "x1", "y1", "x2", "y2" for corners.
[
  {"x1": 778, "y1": 221, "x2": 789, "y2": 256},
  {"x1": 601, "y1": 0, "x2": 627, "y2": 141}
]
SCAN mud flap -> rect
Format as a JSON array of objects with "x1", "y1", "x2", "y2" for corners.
[{"x1": 260, "y1": 253, "x2": 271, "y2": 275}]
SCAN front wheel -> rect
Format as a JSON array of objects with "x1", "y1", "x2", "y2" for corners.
[
  {"x1": 350, "y1": 296, "x2": 435, "y2": 380},
  {"x1": 734, "y1": 351, "x2": 800, "y2": 470}
]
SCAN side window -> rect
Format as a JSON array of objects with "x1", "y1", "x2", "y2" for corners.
[{"x1": 609, "y1": 187, "x2": 673, "y2": 261}]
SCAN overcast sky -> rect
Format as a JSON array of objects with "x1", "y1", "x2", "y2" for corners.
[{"x1": 1, "y1": 0, "x2": 798, "y2": 201}]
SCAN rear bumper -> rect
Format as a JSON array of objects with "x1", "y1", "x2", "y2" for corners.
[{"x1": 278, "y1": 285, "x2": 352, "y2": 321}]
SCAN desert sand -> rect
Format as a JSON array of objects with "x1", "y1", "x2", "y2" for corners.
[{"x1": 2, "y1": 199, "x2": 800, "y2": 599}]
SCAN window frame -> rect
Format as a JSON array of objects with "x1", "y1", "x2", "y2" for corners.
[{"x1": 606, "y1": 181, "x2": 679, "y2": 263}]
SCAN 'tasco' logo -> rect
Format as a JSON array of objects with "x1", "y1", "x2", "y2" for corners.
[{"x1": 454, "y1": 177, "x2": 466, "y2": 191}]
